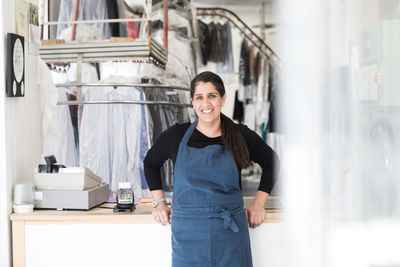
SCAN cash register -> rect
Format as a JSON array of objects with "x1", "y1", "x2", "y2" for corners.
[{"x1": 33, "y1": 155, "x2": 109, "y2": 210}]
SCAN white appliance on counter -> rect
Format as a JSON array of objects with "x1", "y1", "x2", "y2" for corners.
[
  {"x1": 13, "y1": 183, "x2": 35, "y2": 213},
  {"x1": 33, "y1": 167, "x2": 109, "y2": 210}
]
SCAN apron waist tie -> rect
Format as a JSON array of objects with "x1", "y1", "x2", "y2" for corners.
[
  {"x1": 218, "y1": 208, "x2": 240, "y2": 232},
  {"x1": 172, "y1": 207, "x2": 244, "y2": 233}
]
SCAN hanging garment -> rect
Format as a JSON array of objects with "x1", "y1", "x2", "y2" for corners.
[
  {"x1": 126, "y1": 11, "x2": 139, "y2": 38},
  {"x1": 152, "y1": 29, "x2": 195, "y2": 84},
  {"x1": 106, "y1": 0, "x2": 120, "y2": 37},
  {"x1": 47, "y1": 62, "x2": 99, "y2": 165},
  {"x1": 142, "y1": 82, "x2": 173, "y2": 192},
  {"x1": 38, "y1": 60, "x2": 76, "y2": 167},
  {"x1": 141, "y1": 77, "x2": 191, "y2": 192},
  {"x1": 79, "y1": 76, "x2": 146, "y2": 197},
  {"x1": 248, "y1": 48, "x2": 255, "y2": 82},
  {"x1": 57, "y1": 0, "x2": 111, "y2": 40},
  {"x1": 164, "y1": 76, "x2": 195, "y2": 122},
  {"x1": 256, "y1": 58, "x2": 266, "y2": 103},
  {"x1": 208, "y1": 22, "x2": 227, "y2": 63},
  {"x1": 216, "y1": 22, "x2": 234, "y2": 73},
  {"x1": 66, "y1": 92, "x2": 79, "y2": 158},
  {"x1": 233, "y1": 90, "x2": 244, "y2": 123},
  {"x1": 151, "y1": 8, "x2": 193, "y2": 38},
  {"x1": 172, "y1": 121, "x2": 253, "y2": 267},
  {"x1": 267, "y1": 84, "x2": 278, "y2": 133},
  {"x1": 264, "y1": 58, "x2": 270, "y2": 102},
  {"x1": 116, "y1": 0, "x2": 128, "y2": 37},
  {"x1": 239, "y1": 39, "x2": 251, "y2": 101},
  {"x1": 254, "y1": 51, "x2": 262, "y2": 86},
  {"x1": 139, "y1": 91, "x2": 151, "y2": 190},
  {"x1": 244, "y1": 104, "x2": 256, "y2": 131},
  {"x1": 124, "y1": 0, "x2": 146, "y2": 13},
  {"x1": 198, "y1": 19, "x2": 211, "y2": 65}
]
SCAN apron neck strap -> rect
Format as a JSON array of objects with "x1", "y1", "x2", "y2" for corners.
[{"x1": 181, "y1": 121, "x2": 198, "y2": 146}]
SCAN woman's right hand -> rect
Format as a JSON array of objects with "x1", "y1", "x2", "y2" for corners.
[{"x1": 152, "y1": 202, "x2": 171, "y2": 226}]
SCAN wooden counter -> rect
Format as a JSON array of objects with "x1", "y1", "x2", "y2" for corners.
[
  {"x1": 10, "y1": 196, "x2": 282, "y2": 223},
  {"x1": 10, "y1": 197, "x2": 283, "y2": 267}
]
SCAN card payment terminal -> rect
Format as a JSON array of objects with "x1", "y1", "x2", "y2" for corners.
[{"x1": 113, "y1": 183, "x2": 135, "y2": 212}]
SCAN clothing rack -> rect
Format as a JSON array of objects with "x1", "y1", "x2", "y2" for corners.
[
  {"x1": 39, "y1": 0, "x2": 194, "y2": 107},
  {"x1": 196, "y1": 7, "x2": 281, "y2": 64},
  {"x1": 55, "y1": 83, "x2": 190, "y2": 91},
  {"x1": 55, "y1": 82, "x2": 192, "y2": 107},
  {"x1": 57, "y1": 100, "x2": 192, "y2": 107},
  {"x1": 40, "y1": 0, "x2": 168, "y2": 65}
]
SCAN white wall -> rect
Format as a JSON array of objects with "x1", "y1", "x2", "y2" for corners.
[
  {"x1": 0, "y1": 1, "x2": 10, "y2": 266},
  {"x1": 1, "y1": 0, "x2": 42, "y2": 266}
]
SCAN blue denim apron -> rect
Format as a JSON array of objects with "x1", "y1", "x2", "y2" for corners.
[{"x1": 171, "y1": 121, "x2": 253, "y2": 267}]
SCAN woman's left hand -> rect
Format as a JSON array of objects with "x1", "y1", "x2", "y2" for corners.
[{"x1": 246, "y1": 203, "x2": 266, "y2": 228}]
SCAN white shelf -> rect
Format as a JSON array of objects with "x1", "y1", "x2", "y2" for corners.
[{"x1": 39, "y1": 38, "x2": 167, "y2": 65}]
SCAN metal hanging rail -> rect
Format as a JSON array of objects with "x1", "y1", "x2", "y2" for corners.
[
  {"x1": 55, "y1": 82, "x2": 192, "y2": 106},
  {"x1": 57, "y1": 100, "x2": 192, "y2": 107},
  {"x1": 196, "y1": 7, "x2": 281, "y2": 63},
  {"x1": 55, "y1": 83, "x2": 190, "y2": 91}
]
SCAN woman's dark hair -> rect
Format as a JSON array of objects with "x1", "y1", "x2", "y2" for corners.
[{"x1": 191, "y1": 71, "x2": 250, "y2": 169}]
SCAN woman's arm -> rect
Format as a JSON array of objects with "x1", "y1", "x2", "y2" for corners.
[
  {"x1": 239, "y1": 124, "x2": 280, "y2": 228},
  {"x1": 144, "y1": 126, "x2": 179, "y2": 225},
  {"x1": 246, "y1": 191, "x2": 269, "y2": 228},
  {"x1": 150, "y1": 189, "x2": 171, "y2": 226}
]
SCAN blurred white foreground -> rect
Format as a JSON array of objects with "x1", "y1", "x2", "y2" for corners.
[{"x1": 278, "y1": 0, "x2": 400, "y2": 266}]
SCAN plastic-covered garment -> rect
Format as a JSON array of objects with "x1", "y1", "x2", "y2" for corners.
[
  {"x1": 208, "y1": 22, "x2": 227, "y2": 63},
  {"x1": 247, "y1": 48, "x2": 255, "y2": 100},
  {"x1": 197, "y1": 21, "x2": 234, "y2": 71},
  {"x1": 141, "y1": 78, "x2": 190, "y2": 192},
  {"x1": 256, "y1": 58, "x2": 266, "y2": 102},
  {"x1": 152, "y1": 29, "x2": 195, "y2": 84},
  {"x1": 57, "y1": 0, "x2": 110, "y2": 40},
  {"x1": 164, "y1": 76, "x2": 196, "y2": 122},
  {"x1": 233, "y1": 90, "x2": 244, "y2": 123},
  {"x1": 151, "y1": 8, "x2": 193, "y2": 38},
  {"x1": 264, "y1": 59, "x2": 270, "y2": 102},
  {"x1": 116, "y1": 0, "x2": 128, "y2": 37},
  {"x1": 106, "y1": 0, "x2": 120, "y2": 37},
  {"x1": 216, "y1": 22, "x2": 234, "y2": 73},
  {"x1": 138, "y1": 7, "x2": 195, "y2": 84},
  {"x1": 238, "y1": 39, "x2": 251, "y2": 101},
  {"x1": 126, "y1": 11, "x2": 139, "y2": 38},
  {"x1": 138, "y1": 89, "x2": 152, "y2": 190},
  {"x1": 142, "y1": 80, "x2": 173, "y2": 192},
  {"x1": 198, "y1": 19, "x2": 211, "y2": 65},
  {"x1": 244, "y1": 104, "x2": 256, "y2": 131},
  {"x1": 45, "y1": 62, "x2": 99, "y2": 166},
  {"x1": 79, "y1": 76, "x2": 147, "y2": 198},
  {"x1": 124, "y1": 0, "x2": 146, "y2": 13},
  {"x1": 38, "y1": 60, "x2": 76, "y2": 167}
]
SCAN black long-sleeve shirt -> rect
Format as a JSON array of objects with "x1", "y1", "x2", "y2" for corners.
[{"x1": 143, "y1": 122, "x2": 279, "y2": 194}]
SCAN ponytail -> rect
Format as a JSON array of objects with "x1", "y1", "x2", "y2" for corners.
[{"x1": 221, "y1": 113, "x2": 250, "y2": 169}]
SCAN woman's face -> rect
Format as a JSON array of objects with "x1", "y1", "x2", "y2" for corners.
[{"x1": 192, "y1": 82, "x2": 226, "y2": 124}]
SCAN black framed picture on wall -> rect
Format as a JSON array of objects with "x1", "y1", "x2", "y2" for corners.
[{"x1": 6, "y1": 33, "x2": 25, "y2": 97}]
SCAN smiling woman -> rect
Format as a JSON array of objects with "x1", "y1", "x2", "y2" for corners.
[
  {"x1": 143, "y1": 71, "x2": 279, "y2": 267},
  {"x1": 192, "y1": 81, "x2": 226, "y2": 127}
]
